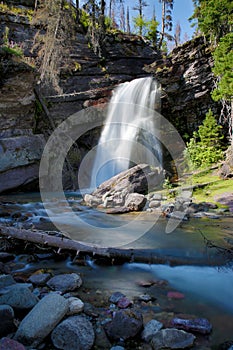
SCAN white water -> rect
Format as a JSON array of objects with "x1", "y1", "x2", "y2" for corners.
[{"x1": 90, "y1": 77, "x2": 162, "y2": 188}]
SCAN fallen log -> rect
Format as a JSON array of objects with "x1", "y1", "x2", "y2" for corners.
[{"x1": 0, "y1": 224, "x2": 223, "y2": 266}]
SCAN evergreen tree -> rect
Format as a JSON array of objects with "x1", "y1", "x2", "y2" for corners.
[
  {"x1": 133, "y1": 0, "x2": 148, "y2": 36},
  {"x1": 158, "y1": 0, "x2": 174, "y2": 49},
  {"x1": 185, "y1": 110, "x2": 224, "y2": 169}
]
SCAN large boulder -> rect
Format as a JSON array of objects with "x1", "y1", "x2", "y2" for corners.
[
  {"x1": 0, "y1": 134, "x2": 45, "y2": 193},
  {"x1": 14, "y1": 293, "x2": 69, "y2": 347},
  {"x1": 84, "y1": 164, "x2": 163, "y2": 211}
]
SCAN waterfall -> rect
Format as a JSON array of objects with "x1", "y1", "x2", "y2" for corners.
[{"x1": 90, "y1": 77, "x2": 162, "y2": 188}]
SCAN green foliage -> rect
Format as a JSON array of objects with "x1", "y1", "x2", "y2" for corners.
[
  {"x1": 2, "y1": 45, "x2": 23, "y2": 57},
  {"x1": 211, "y1": 33, "x2": 233, "y2": 102},
  {"x1": 79, "y1": 9, "x2": 91, "y2": 31},
  {"x1": 0, "y1": 3, "x2": 33, "y2": 21},
  {"x1": 191, "y1": 0, "x2": 233, "y2": 41},
  {"x1": 132, "y1": 15, "x2": 148, "y2": 36},
  {"x1": 145, "y1": 19, "x2": 159, "y2": 46},
  {"x1": 185, "y1": 109, "x2": 224, "y2": 169}
]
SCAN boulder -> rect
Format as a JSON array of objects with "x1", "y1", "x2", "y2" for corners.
[
  {"x1": 0, "y1": 135, "x2": 45, "y2": 193},
  {"x1": 151, "y1": 328, "x2": 196, "y2": 349},
  {"x1": 51, "y1": 315, "x2": 95, "y2": 350},
  {"x1": 14, "y1": 293, "x2": 69, "y2": 347},
  {"x1": 125, "y1": 193, "x2": 147, "y2": 211},
  {"x1": 0, "y1": 305, "x2": 16, "y2": 337},
  {"x1": 47, "y1": 273, "x2": 82, "y2": 293},
  {"x1": 0, "y1": 284, "x2": 38, "y2": 310},
  {"x1": 104, "y1": 309, "x2": 143, "y2": 340},
  {"x1": 85, "y1": 164, "x2": 163, "y2": 211}
]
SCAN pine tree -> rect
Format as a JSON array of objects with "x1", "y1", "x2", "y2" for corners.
[
  {"x1": 133, "y1": 0, "x2": 148, "y2": 36},
  {"x1": 185, "y1": 110, "x2": 224, "y2": 169},
  {"x1": 158, "y1": 0, "x2": 174, "y2": 49}
]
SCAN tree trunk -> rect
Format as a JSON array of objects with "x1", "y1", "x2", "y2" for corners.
[
  {"x1": 76, "y1": 0, "x2": 80, "y2": 23},
  {"x1": 158, "y1": 0, "x2": 165, "y2": 49},
  {"x1": 0, "y1": 224, "x2": 206, "y2": 266}
]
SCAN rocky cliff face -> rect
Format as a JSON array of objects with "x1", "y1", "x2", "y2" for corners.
[
  {"x1": 0, "y1": 4, "x2": 220, "y2": 193},
  {"x1": 145, "y1": 36, "x2": 220, "y2": 138}
]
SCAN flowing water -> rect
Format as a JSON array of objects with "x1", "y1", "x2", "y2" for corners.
[
  {"x1": 90, "y1": 77, "x2": 162, "y2": 188},
  {"x1": 1, "y1": 192, "x2": 233, "y2": 345}
]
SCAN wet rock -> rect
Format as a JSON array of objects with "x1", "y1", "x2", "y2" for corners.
[
  {"x1": 151, "y1": 328, "x2": 196, "y2": 349},
  {"x1": 87, "y1": 164, "x2": 163, "y2": 209},
  {"x1": 171, "y1": 317, "x2": 212, "y2": 334},
  {"x1": 110, "y1": 347, "x2": 125, "y2": 350},
  {"x1": 106, "y1": 207, "x2": 131, "y2": 214},
  {"x1": 149, "y1": 200, "x2": 161, "y2": 208},
  {"x1": 125, "y1": 193, "x2": 147, "y2": 211},
  {"x1": 117, "y1": 297, "x2": 132, "y2": 309},
  {"x1": 0, "y1": 285, "x2": 38, "y2": 310},
  {"x1": 0, "y1": 338, "x2": 26, "y2": 350},
  {"x1": 0, "y1": 274, "x2": 16, "y2": 288},
  {"x1": 51, "y1": 315, "x2": 95, "y2": 350},
  {"x1": 167, "y1": 291, "x2": 185, "y2": 299},
  {"x1": 14, "y1": 293, "x2": 69, "y2": 347},
  {"x1": 138, "y1": 294, "x2": 153, "y2": 302},
  {"x1": 47, "y1": 273, "x2": 82, "y2": 293},
  {"x1": 94, "y1": 324, "x2": 112, "y2": 349},
  {"x1": 28, "y1": 273, "x2": 51, "y2": 286},
  {"x1": 142, "y1": 319, "x2": 163, "y2": 342},
  {"x1": 0, "y1": 305, "x2": 16, "y2": 337},
  {"x1": 104, "y1": 309, "x2": 143, "y2": 340},
  {"x1": 109, "y1": 292, "x2": 126, "y2": 304},
  {"x1": 67, "y1": 297, "x2": 84, "y2": 315},
  {"x1": 0, "y1": 252, "x2": 15, "y2": 262}
]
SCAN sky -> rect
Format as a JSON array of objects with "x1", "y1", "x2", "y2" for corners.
[{"x1": 79, "y1": 0, "x2": 196, "y2": 44}]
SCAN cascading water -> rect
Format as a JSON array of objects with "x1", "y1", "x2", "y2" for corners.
[{"x1": 90, "y1": 77, "x2": 162, "y2": 188}]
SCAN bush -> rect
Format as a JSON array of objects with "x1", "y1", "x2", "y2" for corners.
[{"x1": 185, "y1": 109, "x2": 224, "y2": 169}]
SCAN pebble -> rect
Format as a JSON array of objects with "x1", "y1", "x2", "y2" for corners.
[
  {"x1": 0, "y1": 305, "x2": 15, "y2": 337},
  {"x1": 28, "y1": 273, "x2": 51, "y2": 286},
  {"x1": 67, "y1": 297, "x2": 84, "y2": 315},
  {"x1": 109, "y1": 291, "x2": 126, "y2": 304},
  {"x1": 0, "y1": 338, "x2": 26, "y2": 350},
  {"x1": 117, "y1": 297, "x2": 132, "y2": 309}
]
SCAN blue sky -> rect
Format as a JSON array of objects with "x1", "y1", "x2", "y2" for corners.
[{"x1": 79, "y1": 0, "x2": 196, "y2": 43}]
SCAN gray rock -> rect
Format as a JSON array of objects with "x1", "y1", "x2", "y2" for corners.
[
  {"x1": 171, "y1": 317, "x2": 212, "y2": 334},
  {"x1": 0, "y1": 304, "x2": 15, "y2": 337},
  {"x1": 151, "y1": 328, "x2": 196, "y2": 349},
  {"x1": 28, "y1": 273, "x2": 51, "y2": 286},
  {"x1": 0, "y1": 285, "x2": 38, "y2": 310},
  {"x1": 152, "y1": 193, "x2": 162, "y2": 200},
  {"x1": 149, "y1": 200, "x2": 161, "y2": 208},
  {"x1": 142, "y1": 319, "x2": 163, "y2": 342},
  {"x1": 51, "y1": 315, "x2": 95, "y2": 350},
  {"x1": 138, "y1": 294, "x2": 153, "y2": 302},
  {"x1": 67, "y1": 297, "x2": 84, "y2": 315},
  {"x1": 109, "y1": 291, "x2": 126, "y2": 304},
  {"x1": 88, "y1": 164, "x2": 163, "y2": 209},
  {"x1": 47, "y1": 273, "x2": 82, "y2": 293},
  {"x1": 0, "y1": 274, "x2": 16, "y2": 289},
  {"x1": 104, "y1": 309, "x2": 143, "y2": 340},
  {"x1": 125, "y1": 193, "x2": 147, "y2": 211},
  {"x1": 110, "y1": 347, "x2": 125, "y2": 350},
  {"x1": 14, "y1": 293, "x2": 69, "y2": 347}
]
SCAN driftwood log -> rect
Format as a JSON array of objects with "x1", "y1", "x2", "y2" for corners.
[{"x1": 0, "y1": 224, "x2": 228, "y2": 266}]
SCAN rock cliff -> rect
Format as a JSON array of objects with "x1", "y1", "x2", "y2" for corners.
[
  {"x1": 144, "y1": 36, "x2": 220, "y2": 137},
  {"x1": 0, "y1": 4, "x2": 220, "y2": 193}
]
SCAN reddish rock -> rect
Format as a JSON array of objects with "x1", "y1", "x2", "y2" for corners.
[
  {"x1": 0, "y1": 338, "x2": 26, "y2": 350},
  {"x1": 117, "y1": 297, "x2": 132, "y2": 309},
  {"x1": 167, "y1": 291, "x2": 185, "y2": 299}
]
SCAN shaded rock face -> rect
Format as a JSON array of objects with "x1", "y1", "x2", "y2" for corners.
[
  {"x1": 145, "y1": 36, "x2": 220, "y2": 137},
  {"x1": 84, "y1": 164, "x2": 163, "y2": 210}
]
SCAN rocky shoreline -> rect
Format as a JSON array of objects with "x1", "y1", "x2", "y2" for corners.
[{"x1": 0, "y1": 242, "x2": 229, "y2": 350}]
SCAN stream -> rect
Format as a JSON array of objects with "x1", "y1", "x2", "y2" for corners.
[{"x1": 1, "y1": 191, "x2": 233, "y2": 346}]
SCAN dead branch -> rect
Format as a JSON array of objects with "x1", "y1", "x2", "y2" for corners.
[{"x1": 0, "y1": 224, "x2": 207, "y2": 266}]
